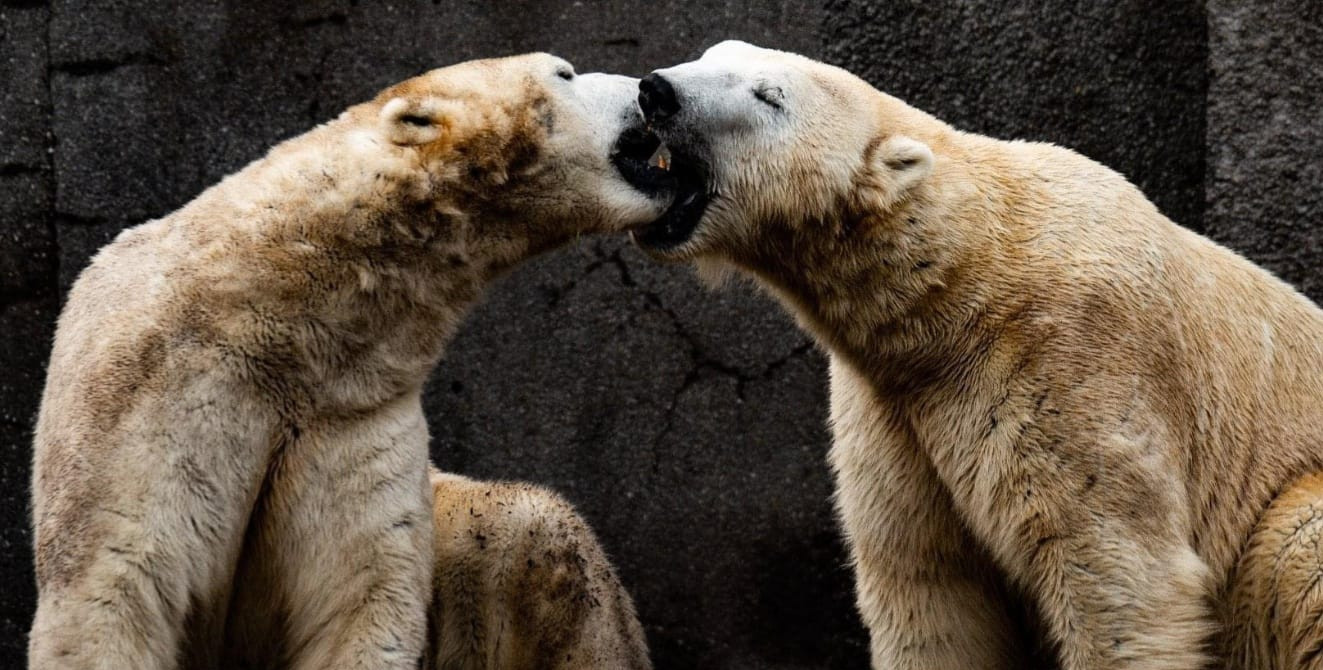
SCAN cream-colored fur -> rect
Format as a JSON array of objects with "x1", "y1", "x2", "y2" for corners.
[
  {"x1": 29, "y1": 54, "x2": 663, "y2": 669},
  {"x1": 427, "y1": 471, "x2": 651, "y2": 670},
  {"x1": 640, "y1": 41, "x2": 1323, "y2": 669},
  {"x1": 1225, "y1": 472, "x2": 1323, "y2": 669}
]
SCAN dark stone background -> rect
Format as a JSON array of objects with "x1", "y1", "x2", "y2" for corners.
[{"x1": 0, "y1": 1, "x2": 1318, "y2": 667}]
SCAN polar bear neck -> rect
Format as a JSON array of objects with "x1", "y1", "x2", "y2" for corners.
[
  {"x1": 739, "y1": 136, "x2": 1036, "y2": 397},
  {"x1": 142, "y1": 116, "x2": 523, "y2": 413}
]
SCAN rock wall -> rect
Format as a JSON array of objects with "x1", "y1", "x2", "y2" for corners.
[{"x1": 1, "y1": 1, "x2": 1319, "y2": 667}]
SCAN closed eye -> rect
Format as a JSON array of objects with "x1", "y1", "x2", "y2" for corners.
[
  {"x1": 753, "y1": 85, "x2": 784, "y2": 110},
  {"x1": 556, "y1": 67, "x2": 575, "y2": 81}
]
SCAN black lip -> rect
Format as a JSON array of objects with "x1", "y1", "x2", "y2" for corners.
[
  {"x1": 611, "y1": 122, "x2": 711, "y2": 251},
  {"x1": 631, "y1": 155, "x2": 709, "y2": 250},
  {"x1": 611, "y1": 125, "x2": 675, "y2": 196}
]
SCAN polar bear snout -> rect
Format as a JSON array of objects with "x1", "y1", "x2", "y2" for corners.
[
  {"x1": 605, "y1": 72, "x2": 719, "y2": 255},
  {"x1": 639, "y1": 73, "x2": 681, "y2": 125},
  {"x1": 623, "y1": 42, "x2": 821, "y2": 259}
]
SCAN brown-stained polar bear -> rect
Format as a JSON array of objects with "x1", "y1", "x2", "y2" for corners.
[
  {"x1": 428, "y1": 470, "x2": 650, "y2": 670},
  {"x1": 623, "y1": 41, "x2": 1323, "y2": 669},
  {"x1": 30, "y1": 54, "x2": 668, "y2": 669}
]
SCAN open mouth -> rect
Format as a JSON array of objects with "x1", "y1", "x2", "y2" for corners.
[{"x1": 611, "y1": 125, "x2": 710, "y2": 250}]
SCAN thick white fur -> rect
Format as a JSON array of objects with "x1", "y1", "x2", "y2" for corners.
[
  {"x1": 645, "y1": 41, "x2": 1323, "y2": 669},
  {"x1": 29, "y1": 54, "x2": 660, "y2": 669}
]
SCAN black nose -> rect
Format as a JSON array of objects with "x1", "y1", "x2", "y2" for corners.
[{"x1": 639, "y1": 73, "x2": 681, "y2": 124}]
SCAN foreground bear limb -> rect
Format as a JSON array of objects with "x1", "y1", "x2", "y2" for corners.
[
  {"x1": 1225, "y1": 471, "x2": 1323, "y2": 670},
  {"x1": 28, "y1": 54, "x2": 665, "y2": 669},
  {"x1": 627, "y1": 41, "x2": 1323, "y2": 669},
  {"x1": 427, "y1": 471, "x2": 651, "y2": 670}
]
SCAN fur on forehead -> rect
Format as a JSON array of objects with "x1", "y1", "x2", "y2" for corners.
[{"x1": 714, "y1": 52, "x2": 933, "y2": 223}]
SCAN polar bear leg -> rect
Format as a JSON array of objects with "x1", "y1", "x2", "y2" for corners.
[
  {"x1": 827, "y1": 357, "x2": 1034, "y2": 670},
  {"x1": 1224, "y1": 471, "x2": 1323, "y2": 670},
  {"x1": 427, "y1": 470, "x2": 651, "y2": 670},
  {"x1": 29, "y1": 398, "x2": 277, "y2": 669},
  {"x1": 28, "y1": 514, "x2": 220, "y2": 670},
  {"x1": 224, "y1": 396, "x2": 433, "y2": 670},
  {"x1": 997, "y1": 485, "x2": 1214, "y2": 670},
  {"x1": 1036, "y1": 541, "x2": 1213, "y2": 670}
]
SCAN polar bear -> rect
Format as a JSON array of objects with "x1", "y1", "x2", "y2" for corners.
[
  {"x1": 30, "y1": 54, "x2": 668, "y2": 669},
  {"x1": 619, "y1": 41, "x2": 1323, "y2": 669},
  {"x1": 428, "y1": 471, "x2": 650, "y2": 670}
]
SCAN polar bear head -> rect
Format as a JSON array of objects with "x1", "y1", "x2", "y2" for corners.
[
  {"x1": 619, "y1": 41, "x2": 938, "y2": 273},
  {"x1": 359, "y1": 53, "x2": 675, "y2": 260}
]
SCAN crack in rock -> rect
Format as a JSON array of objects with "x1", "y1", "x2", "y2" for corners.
[
  {"x1": 0, "y1": 164, "x2": 44, "y2": 178},
  {"x1": 284, "y1": 13, "x2": 348, "y2": 30},
  {"x1": 541, "y1": 241, "x2": 615, "y2": 308},
  {"x1": 596, "y1": 250, "x2": 817, "y2": 477},
  {"x1": 54, "y1": 52, "x2": 169, "y2": 77}
]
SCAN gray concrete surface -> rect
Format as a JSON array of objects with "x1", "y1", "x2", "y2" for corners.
[
  {"x1": 1, "y1": 1, "x2": 1319, "y2": 667},
  {"x1": 1206, "y1": 0, "x2": 1323, "y2": 298}
]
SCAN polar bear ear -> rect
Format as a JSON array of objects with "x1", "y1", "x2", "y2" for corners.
[
  {"x1": 855, "y1": 135, "x2": 934, "y2": 218},
  {"x1": 380, "y1": 96, "x2": 452, "y2": 146},
  {"x1": 877, "y1": 135, "x2": 933, "y2": 189}
]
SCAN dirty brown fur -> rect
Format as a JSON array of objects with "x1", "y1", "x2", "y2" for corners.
[
  {"x1": 427, "y1": 471, "x2": 651, "y2": 670},
  {"x1": 29, "y1": 54, "x2": 660, "y2": 669}
]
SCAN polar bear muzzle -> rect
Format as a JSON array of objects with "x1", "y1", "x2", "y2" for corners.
[{"x1": 612, "y1": 74, "x2": 713, "y2": 251}]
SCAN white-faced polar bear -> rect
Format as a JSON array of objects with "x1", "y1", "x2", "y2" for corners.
[{"x1": 618, "y1": 40, "x2": 1323, "y2": 670}]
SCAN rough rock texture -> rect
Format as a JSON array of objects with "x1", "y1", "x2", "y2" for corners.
[
  {"x1": 1206, "y1": 0, "x2": 1323, "y2": 298},
  {"x1": 0, "y1": 1, "x2": 1319, "y2": 668},
  {"x1": 1, "y1": 2, "x2": 55, "y2": 660},
  {"x1": 824, "y1": 0, "x2": 1209, "y2": 233}
]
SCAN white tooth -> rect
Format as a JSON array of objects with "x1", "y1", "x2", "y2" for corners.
[{"x1": 648, "y1": 143, "x2": 672, "y2": 171}]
